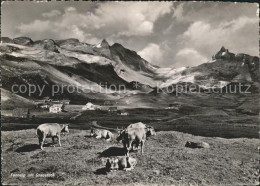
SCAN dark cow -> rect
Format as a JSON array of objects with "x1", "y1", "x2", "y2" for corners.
[{"x1": 117, "y1": 127, "x2": 146, "y2": 156}]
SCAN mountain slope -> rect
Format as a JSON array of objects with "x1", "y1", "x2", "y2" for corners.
[
  {"x1": 1, "y1": 88, "x2": 36, "y2": 110},
  {"x1": 1, "y1": 37, "x2": 259, "y2": 105},
  {"x1": 1, "y1": 37, "x2": 156, "y2": 103},
  {"x1": 156, "y1": 47, "x2": 259, "y2": 91}
]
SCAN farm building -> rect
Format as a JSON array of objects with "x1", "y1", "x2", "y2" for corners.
[
  {"x1": 82, "y1": 102, "x2": 96, "y2": 110},
  {"x1": 34, "y1": 97, "x2": 52, "y2": 105},
  {"x1": 51, "y1": 100, "x2": 62, "y2": 104},
  {"x1": 166, "y1": 103, "x2": 180, "y2": 110},
  {"x1": 38, "y1": 103, "x2": 50, "y2": 109},
  {"x1": 121, "y1": 112, "x2": 129, "y2": 116},
  {"x1": 61, "y1": 98, "x2": 70, "y2": 105},
  {"x1": 49, "y1": 104, "x2": 64, "y2": 113},
  {"x1": 117, "y1": 110, "x2": 129, "y2": 116},
  {"x1": 43, "y1": 97, "x2": 52, "y2": 103},
  {"x1": 34, "y1": 100, "x2": 45, "y2": 105},
  {"x1": 108, "y1": 107, "x2": 117, "y2": 112}
]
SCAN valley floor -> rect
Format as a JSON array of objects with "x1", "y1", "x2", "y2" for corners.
[{"x1": 1, "y1": 129, "x2": 258, "y2": 185}]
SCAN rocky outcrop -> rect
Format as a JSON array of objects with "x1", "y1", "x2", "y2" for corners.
[
  {"x1": 55, "y1": 38, "x2": 80, "y2": 47},
  {"x1": 1, "y1": 37, "x2": 14, "y2": 44},
  {"x1": 212, "y1": 46, "x2": 235, "y2": 60},
  {"x1": 13, "y1": 37, "x2": 33, "y2": 46},
  {"x1": 110, "y1": 42, "x2": 157, "y2": 74},
  {"x1": 100, "y1": 39, "x2": 110, "y2": 48},
  {"x1": 43, "y1": 39, "x2": 59, "y2": 53},
  {"x1": 94, "y1": 39, "x2": 111, "y2": 58},
  {"x1": 34, "y1": 39, "x2": 59, "y2": 53},
  {"x1": 241, "y1": 55, "x2": 259, "y2": 82},
  {"x1": 0, "y1": 45, "x2": 20, "y2": 53}
]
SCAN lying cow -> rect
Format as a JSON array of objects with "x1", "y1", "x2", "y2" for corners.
[
  {"x1": 103, "y1": 156, "x2": 137, "y2": 171},
  {"x1": 36, "y1": 123, "x2": 69, "y2": 150},
  {"x1": 185, "y1": 141, "x2": 210, "y2": 149},
  {"x1": 127, "y1": 122, "x2": 156, "y2": 136},
  {"x1": 117, "y1": 127, "x2": 146, "y2": 156},
  {"x1": 90, "y1": 128, "x2": 114, "y2": 141}
]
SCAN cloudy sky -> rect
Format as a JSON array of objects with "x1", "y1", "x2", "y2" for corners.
[{"x1": 2, "y1": 1, "x2": 259, "y2": 67}]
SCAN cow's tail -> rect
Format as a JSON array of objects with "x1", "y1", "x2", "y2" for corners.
[
  {"x1": 36, "y1": 128, "x2": 39, "y2": 137},
  {"x1": 36, "y1": 128, "x2": 43, "y2": 138}
]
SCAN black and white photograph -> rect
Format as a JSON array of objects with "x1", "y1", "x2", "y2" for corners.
[{"x1": 1, "y1": 1, "x2": 259, "y2": 185}]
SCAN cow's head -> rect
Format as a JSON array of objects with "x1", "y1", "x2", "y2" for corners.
[
  {"x1": 61, "y1": 124, "x2": 69, "y2": 133},
  {"x1": 146, "y1": 126, "x2": 156, "y2": 136},
  {"x1": 90, "y1": 128, "x2": 96, "y2": 137},
  {"x1": 127, "y1": 157, "x2": 137, "y2": 168},
  {"x1": 105, "y1": 158, "x2": 119, "y2": 171},
  {"x1": 116, "y1": 129, "x2": 125, "y2": 142}
]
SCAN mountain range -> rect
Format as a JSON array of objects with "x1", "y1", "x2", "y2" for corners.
[{"x1": 1, "y1": 36, "x2": 259, "y2": 108}]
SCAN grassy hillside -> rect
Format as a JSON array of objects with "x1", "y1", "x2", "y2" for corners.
[
  {"x1": 1, "y1": 129, "x2": 258, "y2": 185},
  {"x1": 1, "y1": 88, "x2": 36, "y2": 110}
]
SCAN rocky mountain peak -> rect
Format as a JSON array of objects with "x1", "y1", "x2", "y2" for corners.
[
  {"x1": 101, "y1": 39, "x2": 110, "y2": 48},
  {"x1": 220, "y1": 46, "x2": 226, "y2": 52},
  {"x1": 213, "y1": 46, "x2": 235, "y2": 60}
]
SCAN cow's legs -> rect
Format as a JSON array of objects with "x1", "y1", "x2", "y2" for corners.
[
  {"x1": 41, "y1": 135, "x2": 46, "y2": 150},
  {"x1": 52, "y1": 137, "x2": 56, "y2": 147},
  {"x1": 38, "y1": 136, "x2": 42, "y2": 146},
  {"x1": 140, "y1": 141, "x2": 144, "y2": 154},
  {"x1": 135, "y1": 141, "x2": 140, "y2": 151},
  {"x1": 57, "y1": 134, "x2": 61, "y2": 147},
  {"x1": 131, "y1": 141, "x2": 137, "y2": 151},
  {"x1": 124, "y1": 168, "x2": 133, "y2": 171},
  {"x1": 126, "y1": 140, "x2": 133, "y2": 157}
]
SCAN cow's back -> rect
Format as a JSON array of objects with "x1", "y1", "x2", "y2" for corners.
[
  {"x1": 37, "y1": 123, "x2": 61, "y2": 136},
  {"x1": 126, "y1": 127, "x2": 146, "y2": 140},
  {"x1": 98, "y1": 130, "x2": 113, "y2": 138},
  {"x1": 127, "y1": 122, "x2": 146, "y2": 129}
]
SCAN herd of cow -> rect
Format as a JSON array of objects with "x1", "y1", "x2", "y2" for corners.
[{"x1": 36, "y1": 122, "x2": 156, "y2": 172}]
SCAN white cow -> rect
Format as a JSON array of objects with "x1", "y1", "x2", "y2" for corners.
[
  {"x1": 36, "y1": 123, "x2": 69, "y2": 150},
  {"x1": 90, "y1": 128, "x2": 114, "y2": 141},
  {"x1": 127, "y1": 122, "x2": 156, "y2": 136},
  {"x1": 103, "y1": 156, "x2": 137, "y2": 171}
]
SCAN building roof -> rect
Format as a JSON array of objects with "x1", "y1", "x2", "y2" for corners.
[
  {"x1": 50, "y1": 104, "x2": 63, "y2": 108},
  {"x1": 85, "y1": 102, "x2": 94, "y2": 106}
]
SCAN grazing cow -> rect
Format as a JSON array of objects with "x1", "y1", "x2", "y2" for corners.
[
  {"x1": 103, "y1": 156, "x2": 137, "y2": 171},
  {"x1": 185, "y1": 141, "x2": 210, "y2": 149},
  {"x1": 127, "y1": 122, "x2": 156, "y2": 136},
  {"x1": 117, "y1": 127, "x2": 146, "y2": 156},
  {"x1": 36, "y1": 123, "x2": 69, "y2": 150},
  {"x1": 90, "y1": 128, "x2": 114, "y2": 141}
]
